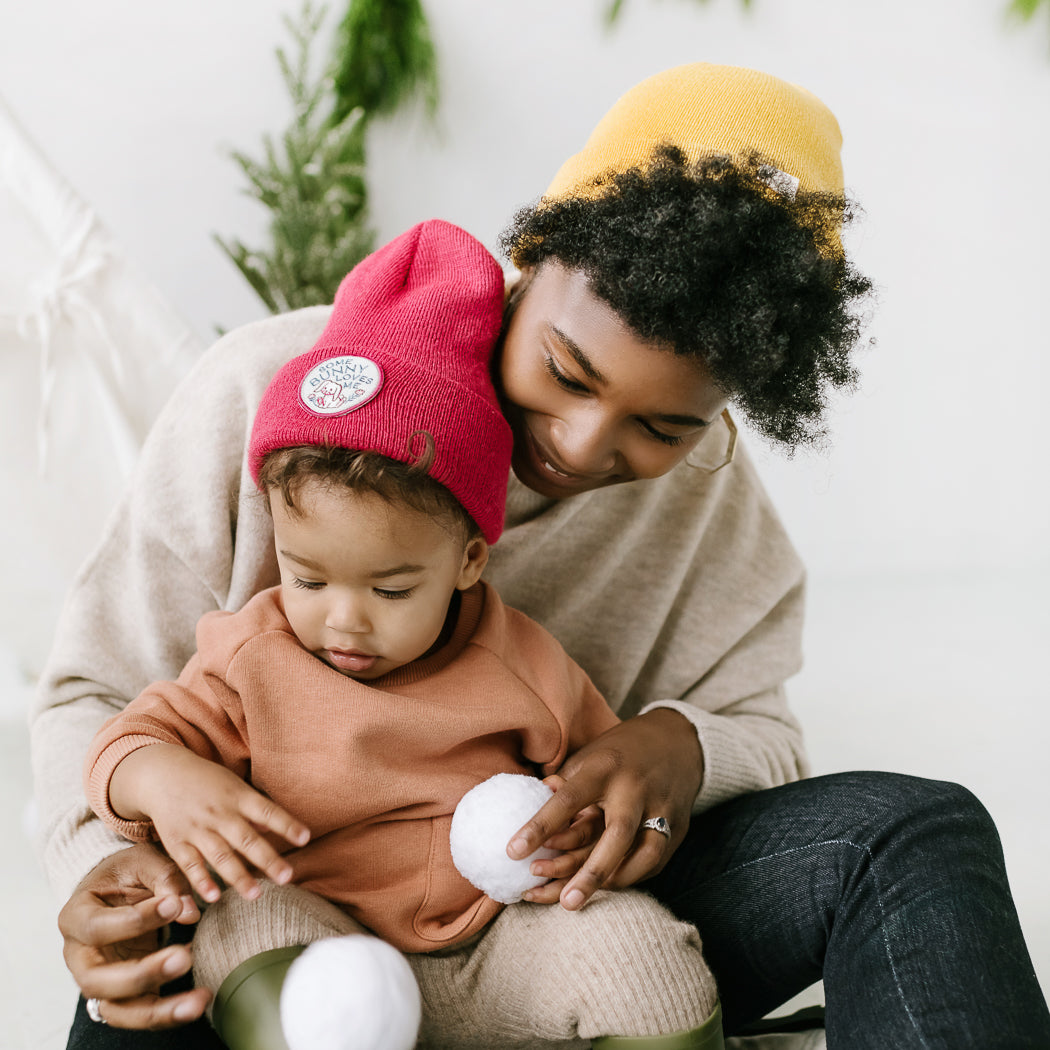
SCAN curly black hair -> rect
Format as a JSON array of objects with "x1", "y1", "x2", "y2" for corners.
[
  {"x1": 499, "y1": 145, "x2": 874, "y2": 449},
  {"x1": 258, "y1": 442, "x2": 481, "y2": 541}
]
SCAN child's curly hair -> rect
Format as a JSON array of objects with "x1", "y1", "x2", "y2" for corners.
[
  {"x1": 258, "y1": 442, "x2": 481, "y2": 541},
  {"x1": 500, "y1": 145, "x2": 874, "y2": 449}
]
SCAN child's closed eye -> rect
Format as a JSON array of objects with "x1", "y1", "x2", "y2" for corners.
[{"x1": 374, "y1": 588, "x2": 415, "y2": 600}]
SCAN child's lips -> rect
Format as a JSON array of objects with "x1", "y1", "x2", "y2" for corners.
[{"x1": 326, "y1": 649, "x2": 378, "y2": 674}]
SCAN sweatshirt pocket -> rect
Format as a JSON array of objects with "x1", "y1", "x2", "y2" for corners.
[{"x1": 412, "y1": 815, "x2": 501, "y2": 948}]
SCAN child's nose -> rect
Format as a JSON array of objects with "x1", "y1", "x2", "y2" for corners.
[{"x1": 326, "y1": 594, "x2": 371, "y2": 635}]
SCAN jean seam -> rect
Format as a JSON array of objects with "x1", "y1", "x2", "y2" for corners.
[{"x1": 718, "y1": 838, "x2": 930, "y2": 1049}]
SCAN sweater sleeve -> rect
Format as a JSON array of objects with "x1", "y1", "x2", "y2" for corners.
[
  {"x1": 83, "y1": 642, "x2": 252, "y2": 843},
  {"x1": 29, "y1": 307, "x2": 329, "y2": 901},
  {"x1": 632, "y1": 473, "x2": 810, "y2": 811},
  {"x1": 639, "y1": 569, "x2": 809, "y2": 811}
]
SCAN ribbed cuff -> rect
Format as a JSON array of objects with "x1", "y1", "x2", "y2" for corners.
[{"x1": 83, "y1": 735, "x2": 163, "y2": 841}]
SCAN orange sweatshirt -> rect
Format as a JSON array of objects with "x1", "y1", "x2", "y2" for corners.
[{"x1": 84, "y1": 580, "x2": 619, "y2": 952}]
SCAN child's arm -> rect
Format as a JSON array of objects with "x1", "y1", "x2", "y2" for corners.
[{"x1": 109, "y1": 743, "x2": 310, "y2": 903}]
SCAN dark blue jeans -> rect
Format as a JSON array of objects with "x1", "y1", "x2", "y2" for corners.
[
  {"x1": 67, "y1": 772, "x2": 1050, "y2": 1049},
  {"x1": 647, "y1": 772, "x2": 1050, "y2": 1048}
]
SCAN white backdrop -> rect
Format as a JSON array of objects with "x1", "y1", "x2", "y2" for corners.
[
  {"x1": 2, "y1": 2, "x2": 1049, "y2": 1035},
  {"x1": 1, "y1": 0, "x2": 1047, "y2": 590}
]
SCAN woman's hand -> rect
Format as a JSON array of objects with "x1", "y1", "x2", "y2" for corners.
[
  {"x1": 111, "y1": 744, "x2": 311, "y2": 904},
  {"x1": 509, "y1": 708, "x2": 702, "y2": 909},
  {"x1": 57, "y1": 842, "x2": 210, "y2": 1030}
]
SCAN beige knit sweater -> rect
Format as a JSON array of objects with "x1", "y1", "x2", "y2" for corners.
[{"x1": 30, "y1": 305, "x2": 809, "y2": 902}]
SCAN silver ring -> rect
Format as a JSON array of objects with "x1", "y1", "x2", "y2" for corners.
[
  {"x1": 641, "y1": 816, "x2": 671, "y2": 838},
  {"x1": 86, "y1": 997, "x2": 108, "y2": 1025}
]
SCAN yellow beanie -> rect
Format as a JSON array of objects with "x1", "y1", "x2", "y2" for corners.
[{"x1": 544, "y1": 63, "x2": 844, "y2": 203}]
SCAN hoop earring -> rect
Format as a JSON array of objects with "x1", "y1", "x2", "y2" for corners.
[{"x1": 686, "y1": 409, "x2": 737, "y2": 474}]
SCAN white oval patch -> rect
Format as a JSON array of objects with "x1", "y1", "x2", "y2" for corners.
[{"x1": 299, "y1": 356, "x2": 383, "y2": 416}]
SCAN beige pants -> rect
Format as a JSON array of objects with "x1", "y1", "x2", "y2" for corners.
[{"x1": 193, "y1": 881, "x2": 718, "y2": 1049}]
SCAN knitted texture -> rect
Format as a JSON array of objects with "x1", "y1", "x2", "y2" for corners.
[
  {"x1": 197, "y1": 883, "x2": 717, "y2": 1047},
  {"x1": 409, "y1": 890, "x2": 717, "y2": 1047},
  {"x1": 192, "y1": 880, "x2": 367, "y2": 1001},
  {"x1": 544, "y1": 63, "x2": 843, "y2": 203},
  {"x1": 249, "y1": 219, "x2": 512, "y2": 543}
]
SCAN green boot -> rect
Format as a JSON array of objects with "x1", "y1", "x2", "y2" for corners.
[
  {"x1": 211, "y1": 946, "x2": 305, "y2": 1050},
  {"x1": 591, "y1": 1002, "x2": 724, "y2": 1050}
]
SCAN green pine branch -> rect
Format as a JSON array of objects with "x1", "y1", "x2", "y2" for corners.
[
  {"x1": 1008, "y1": 0, "x2": 1050, "y2": 38},
  {"x1": 216, "y1": 0, "x2": 438, "y2": 317},
  {"x1": 1009, "y1": 0, "x2": 1048, "y2": 17},
  {"x1": 332, "y1": 0, "x2": 438, "y2": 121}
]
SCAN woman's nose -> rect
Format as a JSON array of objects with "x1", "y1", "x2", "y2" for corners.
[{"x1": 551, "y1": 409, "x2": 619, "y2": 475}]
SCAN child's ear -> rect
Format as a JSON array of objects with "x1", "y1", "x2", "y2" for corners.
[{"x1": 456, "y1": 537, "x2": 489, "y2": 590}]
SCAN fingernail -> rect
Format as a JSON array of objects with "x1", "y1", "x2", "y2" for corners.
[
  {"x1": 173, "y1": 1000, "x2": 198, "y2": 1022},
  {"x1": 507, "y1": 836, "x2": 528, "y2": 859},
  {"x1": 563, "y1": 888, "x2": 584, "y2": 910},
  {"x1": 162, "y1": 950, "x2": 187, "y2": 977},
  {"x1": 156, "y1": 896, "x2": 180, "y2": 920}
]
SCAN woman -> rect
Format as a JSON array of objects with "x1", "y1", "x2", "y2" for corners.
[{"x1": 34, "y1": 64, "x2": 1049, "y2": 1049}]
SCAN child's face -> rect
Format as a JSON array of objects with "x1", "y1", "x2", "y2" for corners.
[{"x1": 270, "y1": 481, "x2": 487, "y2": 681}]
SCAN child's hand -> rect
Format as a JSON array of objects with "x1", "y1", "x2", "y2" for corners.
[
  {"x1": 519, "y1": 774, "x2": 605, "y2": 904},
  {"x1": 109, "y1": 744, "x2": 311, "y2": 903}
]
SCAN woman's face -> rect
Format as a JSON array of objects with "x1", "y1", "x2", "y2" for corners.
[{"x1": 497, "y1": 262, "x2": 729, "y2": 500}]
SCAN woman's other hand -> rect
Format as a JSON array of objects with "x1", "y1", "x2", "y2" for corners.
[
  {"x1": 508, "y1": 708, "x2": 702, "y2": 909},
  {"x1": 57, "y1": 843, "x2": 211, "y2": 1029}
]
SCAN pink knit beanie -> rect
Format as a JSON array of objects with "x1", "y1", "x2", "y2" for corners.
[{"x1": 249, "y1": 219, "x2": 512, "y2": 543}]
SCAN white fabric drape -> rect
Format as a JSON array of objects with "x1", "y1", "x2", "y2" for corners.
[{"x1": 0, "y1": 95, "x2": 205, "y2": 678}]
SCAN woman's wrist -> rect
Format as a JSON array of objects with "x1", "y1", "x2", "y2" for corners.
[{"x1": 635, "y1": 705, "x2": 704, "y2": 801}]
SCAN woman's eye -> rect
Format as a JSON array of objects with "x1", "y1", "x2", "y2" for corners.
[
  {"x1": 375, "y1": 588, "x2": 415, "y2": 601},
  {"x1": 543, "y1": 354, "x2": 588, "y2": 393},
  {"x1": 292, "y1": 577, "x2": 325, "y2": 590},
  {"x1": 642, "y1": 425, "x2": 686, "y2": 448}
]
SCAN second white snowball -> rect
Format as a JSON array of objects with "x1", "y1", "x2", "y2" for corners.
[
  {"x1": 279, "y1": 935, "x2": 421, "y2": 1050},
  {"x1": 450, "y1": 773, "x2": 559, "y2": 904}
]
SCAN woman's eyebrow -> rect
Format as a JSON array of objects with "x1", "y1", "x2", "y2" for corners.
[
  {"x1": 550, "y1": 325, "x2": 605, "y2": 382},
  {"x1": 550, "y1": 324, "x2": 711, "y2": 428},
  {"x1": 654, "y1": 411, "x2": 711, "y2": 428}
]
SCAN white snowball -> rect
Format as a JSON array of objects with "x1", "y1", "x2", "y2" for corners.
[
  {"x1": 450, "y1": 773, "x2": 559, "y2": 904},
  {"x1": 279, "y1": 936, "x2": 421, "y2": 1050}
]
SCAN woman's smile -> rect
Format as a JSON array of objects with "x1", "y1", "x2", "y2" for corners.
[{"x1": 521, "y1": 421, "x2": 618, "y2": 494}]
